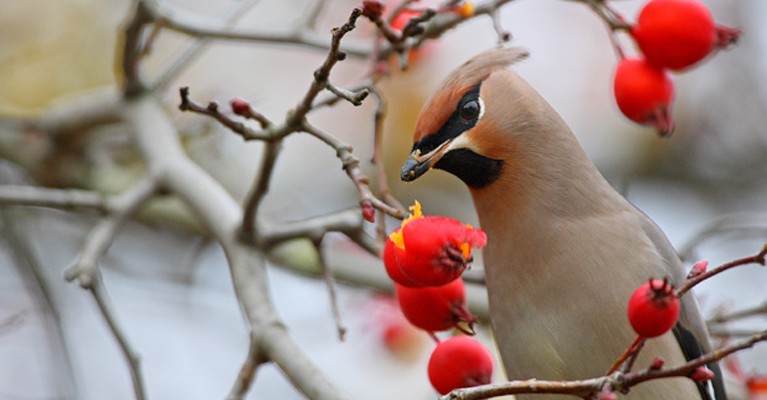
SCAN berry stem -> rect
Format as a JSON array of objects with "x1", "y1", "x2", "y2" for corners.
[{"x1": 606, "y1": 335, "x2": 645, "y2": 375}]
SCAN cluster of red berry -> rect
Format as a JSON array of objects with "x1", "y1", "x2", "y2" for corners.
[
  {"x1": 612, "y1": 0, "x2": 740, "y2": 135},
  {"x1": 382, "y1": 202, "x2": 494, "y2": 394}
]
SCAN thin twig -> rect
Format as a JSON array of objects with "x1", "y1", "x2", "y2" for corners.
[
  {"x1": 678, "y1": 213, "x2": 767, "y2": 261},
  {"x1": 179, "y1": 87, "x2": 273, "y2": 141},
  {"x1": 318, "y1": 239, "x2": 347, "y2": 341},
  {"x1": 89, "y1": 272, "x2": 148, "y2": 400},
  {"x1": 677, "y1": 245, "x2": 767, "y2": 298},
  {"x1": 368, "y1": 87, "x2": 405, "y2": 213},
  {"x1": 0, "y1": 209, "x2": 79, "y2": 396},
  {"x1": 153, "y1": 0, "x2": 264, "y2": 92},
  {"x1": 241, "y1": 140, "x2": 283, "y2": 242},
  {"x1": 303, "y1": 122, "x2": 405, "y2": 219},
  {"x1": 0, "y1": 185, "x2": 110, "y2": 212},
  {"x1": 61, "y1": 177, "x2": 157, "y2": 400},
  {"x1": 709, "y1": 301, "x2": 767, "y2": 324},
  {"x1": 64, "y1": 177, "x2": 158, "y2": 288},
  {"x1": 122, "y1": 0, "x2": 153, "y2": 96}
]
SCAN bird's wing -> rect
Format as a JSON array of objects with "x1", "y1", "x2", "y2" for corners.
[{"x1": 639, "y1": 214, "x2": 727, "y2": 400}]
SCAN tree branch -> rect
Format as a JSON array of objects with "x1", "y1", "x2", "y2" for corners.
[
  {"x1": 124, "y1": 94, "x2": 352, "y2": 400},
  {"x1": 0, "y1": 185, "x2": 109, "y2": 212}
]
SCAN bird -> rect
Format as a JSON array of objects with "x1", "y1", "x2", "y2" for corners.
[{"x1": 400, "y1": 47, "x2": 725, "y2": 399}]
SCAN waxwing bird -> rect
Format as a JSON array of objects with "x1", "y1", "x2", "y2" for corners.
[{"x1": 401, "y1": 48, "x2": 725, "y2": 400}]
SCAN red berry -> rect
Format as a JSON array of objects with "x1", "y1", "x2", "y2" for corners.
[
  {"x1": 428, "y1": 336, "x2": 493, "y2": 395},
  {"x1": 613, "y1": 58, "x2": 675, "y2": 135},
  {"x1": 394, "y1": 216, "x2": 487, "y2": 286},
  {"x1": 627, "y1": 279, "x2": 680, "y2": 338},
  {"x1": 631, "y1": 0, "x2": 739, "y2": 71},
  {"x1": 395, "y1": 279, "x2": 477, "y2": 334},
  {"x1": 229, "y1": 98, "x2": 250, "y2": 116},
  {"x1": 383, "y1": 230, "x2": 423, "y2": 287}
]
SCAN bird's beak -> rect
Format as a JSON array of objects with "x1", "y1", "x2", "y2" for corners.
[{"x1": 400, "y1": 139, "x2": 453, "y2": 182}]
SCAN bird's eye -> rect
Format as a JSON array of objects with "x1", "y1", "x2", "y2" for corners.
[{"x1": 459, "y1": 100, "x2": 480, "y2": 121}]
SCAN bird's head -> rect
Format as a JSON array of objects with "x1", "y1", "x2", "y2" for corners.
[{"x1": 400, "y1": 47, "x2": 534, "y2": 189}]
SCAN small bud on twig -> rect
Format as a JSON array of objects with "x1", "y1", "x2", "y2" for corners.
[
  {"x1": 689, "y1": 366, "x2": 715, "y2": 382},
  {"x1": 687, "y1": 260, "x2": 709, "y2": 279},
  {"x1": 650, "y1": 357, "x2": 665, "y2": 370},
  {"x1": 230, "y1": 98, "x2": 251, "y2": 116},
  {"x1": 361, "y1": 200, "x2": 376, "y2": 223},
  {"x1": 361, "y1": 0, "x2": 385, "y2": 20}
]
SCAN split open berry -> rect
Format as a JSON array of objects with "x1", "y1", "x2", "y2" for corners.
[
  {"x1": 395, "y1": 279, "x2": 477, "y2": 334},
  {"x1": 428, "y1": 336, "x2": 494, "y2": 395},
  {"x1": 627, "y1": 278, "x2": 680, "y2": 338},
  {"x1": 383, "y1": 229, "x2": 423, "y2": 288},
  {"x1": 613, "y1": 58, "x2": 675, "y2": 135},
  {"x1": 631, "y1": 0, "x2": 741, "y2": 71},
  {"x1": 389, "y1": 202, "x2": 486, "y2": 286}
]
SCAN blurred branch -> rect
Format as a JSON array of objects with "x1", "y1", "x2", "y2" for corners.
[
  {"x1": 64, "y1": 177, "x2": 158, "y2": 288},
  {"x1": 0, "y1": 209, "x2": 78, "y2": 397},
  {"x1": 317, "y1": 240, "x2": 347, "y2": 341},
  {"x1": 149, "y1": 0, "x2": 371, "y2": 57},
  {"x1": 678, "y1": 212, "x2": 767, "y2": 261},
  {"x1": 61, "y1": 177, "x2": 158, "y2": 400},
  {"x1": 152, "y1": 0, "x2": 264, "y2": 92},
  {"x1": 0, "y1": 185, "x2": 109, "y2": 212},
  {"x1": 709, "y1": 301, "x2": 767, "y2": 325}
]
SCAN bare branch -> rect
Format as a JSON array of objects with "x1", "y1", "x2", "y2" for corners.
[
  {"x1": 709, "y1": 301, "x2": 767, "y2": 324},
  {"x1": 226, "y1": 334, "x2": 268, "y2": 400},
  {"x1": 122, "y1": 0, "x2": 154, "y2": 96},
  {"x1": 0, "y1": 185, "x2": 109, "y2": 212},
  {"x1": 64, "y1": 177, "x2": 158, "y2": 288},
  {"x1": 318, "y1": 240, "x2": 347, "y2": 341},
  {"x1": 125, "y1": 94, "x2": 352, "y2": 400},
  {"x1": 677, "y1": 245, "x2": 767, "y2": 298},
  {"x1": 241, "y1": 140, "x2": 282, "y2": 242},
  {"x1": 89, "y1": 272, "x2": 148, "y2": 400},
  {"x1": 179, "y1": 87, "x2": 273, "y2": 141},
  {"x1": 153, "y1": 2, "x2": 371, "y2": 58},
  {"x1": 153, "y1": 0, "x2": 264, "y2": 92},
  {"x1": 302, "y1": 122, "x2": 405, "y2": 219},
  {"x1": 678, "y1": 212, "x2": 767, "y2": 261}
]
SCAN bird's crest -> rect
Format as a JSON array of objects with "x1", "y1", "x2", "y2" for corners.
[{"x1": 413, "y1": 47, "x2": 530, "y2": 142}]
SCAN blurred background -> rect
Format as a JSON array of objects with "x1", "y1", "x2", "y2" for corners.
[{"x1": 1, "y1": 0, "x2": 765, "y2": 399}]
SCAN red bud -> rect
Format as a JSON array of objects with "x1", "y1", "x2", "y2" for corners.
[
  {"x1": 361, "y1": 200, "x2": 375, "y2": 223},
  {"x1": 361, "y1": 1, "x2": 384, "y2": 19},
  {"x1": 687, "y1": 260, "x2": 709, "y2": 279},
  {"x1": 690, "y1": 366, "x2": 715, "y2": 382},
  {"x1": 230, "y1": 98, "x2": 251, "y2": 116}
]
